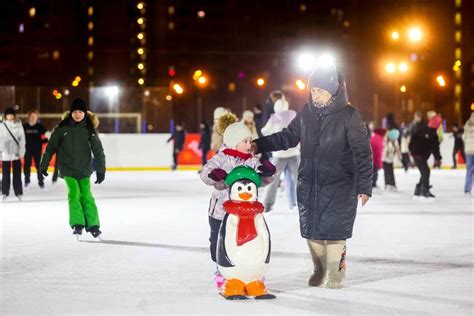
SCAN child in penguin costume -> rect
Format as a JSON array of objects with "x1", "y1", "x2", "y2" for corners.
[{"x1": 217, "y1": 165, "x2": 275, "y2": 300}]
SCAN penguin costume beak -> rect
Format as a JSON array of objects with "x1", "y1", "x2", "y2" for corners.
[{"x1": 238, "y1": 192, "x2": 252, "y2": 201}]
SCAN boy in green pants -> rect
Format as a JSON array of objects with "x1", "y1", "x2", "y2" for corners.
[{"x1": 40, "y1": 98, "x2": 106, "y2": 238}]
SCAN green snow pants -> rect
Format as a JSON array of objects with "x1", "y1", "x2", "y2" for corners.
[{"x1": 65, "y1": 176, "x2": 100, "y2": 230}]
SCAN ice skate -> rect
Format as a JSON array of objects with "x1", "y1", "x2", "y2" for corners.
[
  {"x1": 16, "y1": 195, "x2": 22, "y2": 202},
  {"x1": 72, "y1": 225, "x2": 84, "y2": 241},
  {"x1": 89, "y1": 226, "x2": 102, "y2": 240},
  {"x1": 2, "y1": 195, "x2": 7, "y2": 203}
]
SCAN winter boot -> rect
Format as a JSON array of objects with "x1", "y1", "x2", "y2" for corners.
[
  {"x1": 414, "y1": 184, "x2": 421, "y2": 196},
  {"x1": 325, "y1": 240, "x2": 346, "y2": 289},
  {"x1": 419, "y1": 185, "x2": 433, "y2": 199},
  {"x1": 307, "y1": 239, "x2": 327, "y2": 287}
]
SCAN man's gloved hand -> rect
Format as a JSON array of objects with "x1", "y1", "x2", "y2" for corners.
[
  {"x1": 258, "y1": 160, "x2": 276, "y2": 177},
  {"x1": 40, "y1": 169, "x2": 49, "y2": 177},
  {"x1": 208, "y1": 168, "x2": 227, "y2": 182},
  {"x1": 433, "y1": 160, "x2": 442, "y2": 168},
  {"x1": 251, "y1": 142, "x2": 259, "y2": 154},
  {"x1": 95, "y1": 172, "x2": 105, "y2": 184}
]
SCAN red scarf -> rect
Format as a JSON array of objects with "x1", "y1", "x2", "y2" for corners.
[
  {"x1": 223, "y1": 200, "x2": 264, "y2": 246},
  {"x1": 223, "y1": 148, "x2": 252, "y2": 160}
]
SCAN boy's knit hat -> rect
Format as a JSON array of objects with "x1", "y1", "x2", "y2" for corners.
[
  {"x1": 4, "y1": 107, "x2": 16, "y2": 117},
  {"x1": 307, "y1": 64, "x2": 339, "y2": 95},
  {"x1": 70, "y1": 98, "x2": 87, "y2": 114},
  {"x1": 387, "y1": 129, "x2": 400, "y2": 141},
  {"x1": 223, "y1": 122, "x2": 252, "y2": 148},
  {"x1": 274, "y1": 99, "x2": 289, "y2": 112}
]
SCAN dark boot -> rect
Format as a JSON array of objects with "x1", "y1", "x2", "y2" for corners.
[
  {"x1": 414, "y1": 184, "x2": 421, "y2": 196},
  {"x1": 419, "y1": 185, "x2": 433, "y2": 198},
  {"x1": 72, "y1": 225, "x2": 84, "y2": 235}
]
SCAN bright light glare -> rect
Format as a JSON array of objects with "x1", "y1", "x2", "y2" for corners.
[
  {"x1": 408, "y1": 27, "x2": 422, "y2": 42},
  {"x1": 385, "y1": 62, "x2": 396, "y2": 73},
  {"x1": 399, "y1": 62, "x2": 408, "y2": 72},
  {"x1": 105, "y1": 86, "x2": 119, "y2": 98},
  {"x1": 295, "y1": 79, "x2": 306, "y2": 90},
  {"x1": 297, "y1": 53, "x2": 317, "y2": 71}
]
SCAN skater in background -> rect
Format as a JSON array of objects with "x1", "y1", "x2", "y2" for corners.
[
  {"x1": 1, "y1": 107, "x2": 25, "y2": 202},
  {"x1": 241, "y1": 110, "x2": 259, "y2": 140},
  {"x1": 262, "y1": 90, "x2": 285, "y2": 126},
  {"x1": 199, "y1": 121, "x2": 211, "y2": 167},
  {"x1": 167, "y1": 122, "x2": 186, "y2": 171},
  {"x1": 409, "y1": 111, "x2": 441, "y2": 198},
  {"x1": 40, "y1": 98, "x2": 105, "y2": 238},
  {"x1": 463, "y1": 113, "x2": 474, "y2": 195},
  {"x1": 200, "y1": 113, "x2": 275, "y2": 290},
  {"x1": 23, "y1": 109, "x2": 47, "y2": 188},
  {"x1": 400, "y1": 126, "x2": 412, "y2": 172},
  {"x1": 370, "y1": 127, "x2": 385, "y2": 188},
  {"x1": 211, "y1": 107, "x2": 228, "y2": 153},
  {"x1": 383, "y1": 129, "x2": 401, "y2": 191},
  {"x1": 253, "y1": 104, "x2": 265, "y2": 137},
  {"x1": 252, "y1": 63, "x2": 372, "y2": 289},
  {"x1": 451, "y1": 122, "x2": 465, "y2": 169},
  {"x1": 427, "y1": 110, "x2": 444, "y2": 169},
  {"x1": 260, "y1": 98, "x2": 300, "y2": 211}
]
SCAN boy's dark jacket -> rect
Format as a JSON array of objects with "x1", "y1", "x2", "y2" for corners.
[
  {"x1": 254, "y1": 74, "x2": 372, "y2": 240},
  {"x1": 40, "y1": 112, "x2": 105, "y2": 179}
]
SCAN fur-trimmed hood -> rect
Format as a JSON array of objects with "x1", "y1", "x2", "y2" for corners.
[{"x1": 61, "y1": 111, "x2": 99, "y2": 129}]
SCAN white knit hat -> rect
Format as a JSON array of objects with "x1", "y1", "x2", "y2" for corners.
[
  {"x1": 242, "y1": 110, "x2": 254, "y2": 121},
  {"x1": 213, "y1": 107, "x2": 228, "y2": 120},
  {"x1": 223, "y1": 122, "x2": 252, "y2": 148},
  {"x1": 274, "y1": 99, "x2": 289, "y2": 112}
]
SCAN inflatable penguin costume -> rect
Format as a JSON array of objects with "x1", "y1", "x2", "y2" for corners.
[{"x1": 217, "y1": 166, "x2": 275, "y2": 300}]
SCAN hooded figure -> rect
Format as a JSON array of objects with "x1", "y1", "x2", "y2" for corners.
[{"x1": 253, "y1": 64, "x2": 372, "y2": 289}]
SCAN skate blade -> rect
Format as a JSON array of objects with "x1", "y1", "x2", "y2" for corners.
[{"x1": 255, "y1": 293, "x2": 276, "y2": 300}]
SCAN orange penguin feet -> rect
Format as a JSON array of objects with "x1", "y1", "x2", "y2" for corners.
[
  {"x1": 245, "y1": 280, "x2": 276, "y2": 299},
  {"x1": 221, "y1": 279, "x2": 247, "y2": 300}
]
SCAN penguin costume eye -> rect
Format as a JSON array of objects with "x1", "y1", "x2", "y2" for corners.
[
  {"x1": 238, "y1": 186, "x2": 242, "y2": 191},
  {"x1": 247, "y1": 185, "x2": 252, "y2": 191}
]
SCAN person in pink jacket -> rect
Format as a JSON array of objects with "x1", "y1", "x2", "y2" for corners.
[
  {"x1": 200, "y1": 118, "x2": 275, "y2": 289},
  {"x1": 370, "y1": 128, "x2": 385, "y2": 188}
]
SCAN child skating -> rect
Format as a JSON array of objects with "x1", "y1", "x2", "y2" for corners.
[{"x1": 40, "y1": 98, "x2": 106, "y2": 239}]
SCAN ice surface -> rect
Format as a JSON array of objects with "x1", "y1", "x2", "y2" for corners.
[{"x1": 1, "y1": 169, "x2": 473, "y2": 315}]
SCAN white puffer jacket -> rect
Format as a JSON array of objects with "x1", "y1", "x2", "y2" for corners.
[
  {"x1": 463, "y1": 114, "x2": 474, "y2": 155},
  {"x1": 0, "y1": 119, "x2": 26, "y2": 161},
  {"x1": 200, "y1": 146, "x2": 274, "y2": 220},
  {"x1": 261, "y1": 110, "x2": 300, "y2": 158}
]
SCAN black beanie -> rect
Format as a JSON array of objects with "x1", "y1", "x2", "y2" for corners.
[
  {"x1": 70, "y1": 98, "x2": 87, "y2": 113},
  {"x1": 4, "y1": 107, "x2": 16, "y2": 117}
]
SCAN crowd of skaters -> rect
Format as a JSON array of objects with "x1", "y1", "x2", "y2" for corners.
[{"x1": 369, "y1": 109, "x2": 474, "y2": 198}]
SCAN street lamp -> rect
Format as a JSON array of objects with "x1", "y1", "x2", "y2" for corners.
[
  {"x1": 295, "y1": 79, "x2": 306, "y2": 90},
  {"x1": 398, "y1": 62, "x2": 408, "y2": 73},
  {"x1": 256, "y1": 78, "x2": 265, "y2": 87},
  {"x1": 391, "y1": 31, "x2": 400, "y2": 40},
  {"x1": 385, "y1": 62, "x2": 396, "y2": 73},
  {"x1": 408, "y1": 27, "x2": 422, "y2": 43},
  {"x1": 436, "y1": 75, "x2": 446, "y2": 87},
  {"x1": 296, "y1": 53, "x2": 317, "y2": 72}
]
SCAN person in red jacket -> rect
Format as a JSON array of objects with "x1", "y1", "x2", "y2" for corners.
[{"x1": 370, "y1": 128, "x2": 385, "y2": 188}]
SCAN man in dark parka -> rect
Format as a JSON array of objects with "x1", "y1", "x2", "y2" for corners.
[{"x1": 252, "y1": 64, "x2": 372, "y2": 289}]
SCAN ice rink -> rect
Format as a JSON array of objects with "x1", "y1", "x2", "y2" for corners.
[{"x1": 1, "y1": 169, "x2": 473, "y2": 315}]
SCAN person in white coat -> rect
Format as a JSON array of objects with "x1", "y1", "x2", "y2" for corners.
[
  {"x1": 1, "y1": 107, "x2": 26, "y2": 201},
  {"x1": 261, "y1": 99, "x2": 300, "y2": 211},
  {"x1": 463, "y1": 112, "x2": 474, "y2": 195}
]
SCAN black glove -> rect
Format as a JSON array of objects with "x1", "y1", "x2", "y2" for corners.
[
  {"x1": 258, "y1": 160, "x2": 276, "y2": 177},
  {"x1": 40, "y1": 169, "x2": 49, "y2": 177},
  {"x1": 95, "y1": 172, "x2": 105, "y2": 184}
]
